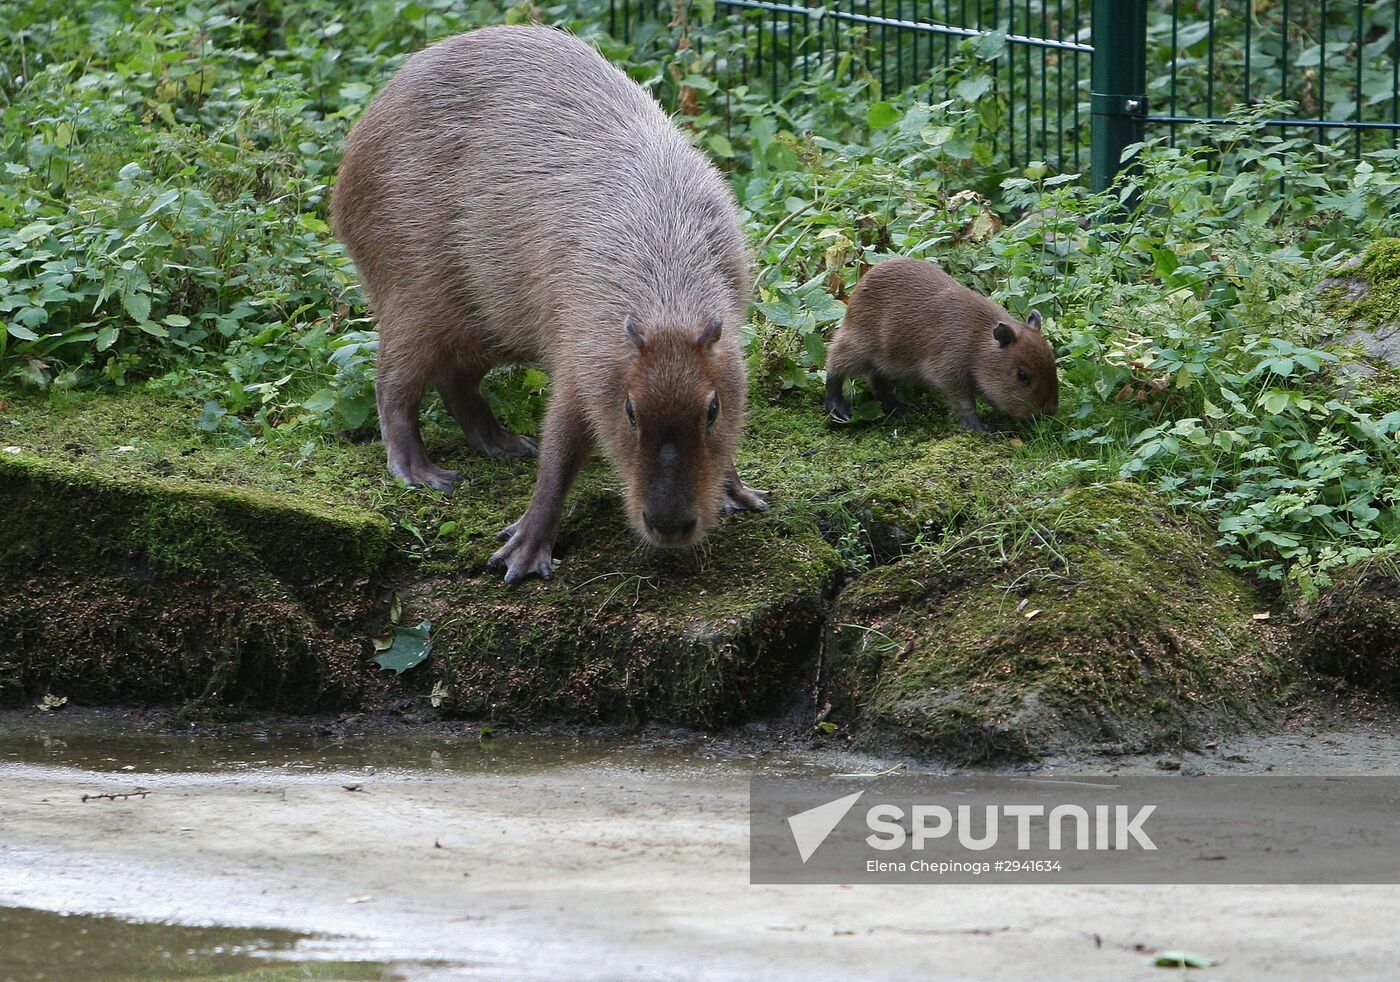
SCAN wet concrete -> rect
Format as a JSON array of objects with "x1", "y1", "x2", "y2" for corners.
[{"x1": 3, "y1": 710, "x2": 1400, "y2": 980}]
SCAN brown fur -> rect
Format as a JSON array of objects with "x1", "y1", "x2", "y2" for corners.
[
  {"x1": 332, "y1": 26, "x2": 766, "y2": 583},
  {"x1": 824, "y1": 258, "x2": 1059, "y2": 431}
]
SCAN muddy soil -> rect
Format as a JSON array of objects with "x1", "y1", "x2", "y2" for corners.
[{"x1": 3, "y1": 707, "x2": 1400, "y2": 981}]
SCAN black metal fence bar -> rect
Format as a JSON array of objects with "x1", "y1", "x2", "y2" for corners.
[{"x1": 1144, "y1": 1, "x2": 1400, "y2": 155}]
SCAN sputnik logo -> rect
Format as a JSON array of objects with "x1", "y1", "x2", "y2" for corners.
[{"x1": 786, "y1": 790, "x2": 865, "y2": 863}]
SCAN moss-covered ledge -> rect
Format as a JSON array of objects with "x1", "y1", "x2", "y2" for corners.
[
  {"x1": 0, "y1": 389, "x2": 846, "y2": 724},
  {"x1": 0, "y1": 385, "x2": 1298, "y2": 751},
  {"x1": 0, "y1": 450, "x2": 390, "y2": 706},
  {"x1": 820, "y1": 483, "x2": 1287, "y2": 763}
]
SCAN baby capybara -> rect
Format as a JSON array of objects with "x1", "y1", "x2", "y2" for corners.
[
  {"x1": 824, "y1": 259, "x2": 1058, "y2": 431},
  {"x1": 333, "y1": 27, "x2": 767, "y2": 582}
]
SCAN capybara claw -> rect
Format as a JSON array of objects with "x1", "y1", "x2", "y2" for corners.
[
  {"x1": 477, "y1": 432, "x2": 538, "y2": 461},
  {"x1": 489, "y1": 533, "x2": 554, "y2": 584},
  {"x1": 825, "y1": 398, "x2": 853, "y2": 423},
  {"x1": 495, "y1": 522, "x2": 519, "y2": 543},
  {"x1": 389, "y1": 460, "x2": 463, "y2": 493},
  {"x1": 723, "y1": 471, "x2": 770, "y2": 516}
]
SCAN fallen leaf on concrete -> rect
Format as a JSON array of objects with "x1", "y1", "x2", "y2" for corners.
[{"x1": 1147, "y1": 951, "x2": 1219, "y2": 968}]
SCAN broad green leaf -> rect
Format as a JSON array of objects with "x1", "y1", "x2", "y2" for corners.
[
  {"x1": 706, "y1": 134, "x2": 735, "y2": 158},
  {"x1": 373, "y1": 620, "x2": 433, "y2": 675},
  {"x1": 122, "y1": 291, "x2": 152, "y2": 324},
  {"x1": 4, "y1": 322, "x2": 40, "y2": 342},
  {"x1": 954, "y1": 74, "x2": 993, "y2": 102},
  {"x1": 866, "y1": 101, "x2": 901, "y2": 130}
]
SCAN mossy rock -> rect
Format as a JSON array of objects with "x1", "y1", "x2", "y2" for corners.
[
  {"x1": 822, "y1": 483, "x2": 1284, "y2": 763},
  {"x1": 1348, "y1": 238, "x2": 1400, "y2": 332},
  {"x1": 411, "y1": 510, "x2": 840, "y2": 725},
  {"x1": 1294, "y1": 563, "x2": 1400, "y2": 701}
]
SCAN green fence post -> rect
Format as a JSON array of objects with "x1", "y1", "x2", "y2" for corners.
[{"x1": 1090, "y1": 0, "x2": 1148, "y2": 193}]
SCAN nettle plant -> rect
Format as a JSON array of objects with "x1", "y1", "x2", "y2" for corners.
[
  {"x1": 998, "y1": 122, "x2": 1400, "y2": 596},
  {"x1": 3, "y1": 3, "x2": 1400, "y2": 595}
]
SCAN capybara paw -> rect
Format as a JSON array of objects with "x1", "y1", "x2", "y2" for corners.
[
  {"x1": 495, "y1": 520, "x2": 519, "y2": 542},
  {"x1": 475, "y1": 430, "x2": 539, "y2": 461},
  {"x1": 963, "y1": 418, "x2": 995, "y2": 435},
  {"x1": 825, "y1": 396, "x2": 853, "y2": 423},
  {"x1": 723, "y1": 477, "x2": 771, "y2": 516},
  {"x1": 389, "y1": 460, "x2": 463, "y2": 492},
  {"x1": 488, "y1": 533, "x2": 555, "y2": 584}
]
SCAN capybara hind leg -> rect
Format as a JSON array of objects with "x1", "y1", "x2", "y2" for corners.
[
  {"x1": 489, "y1": 389, "x2": 591, "y2": 583},
  {"x1": 438, "y1": 367, "x2": 538, "y2": 460},
  {"x1": 377, "y1": 333, "x2": 462, "y2": 492},
  {"x1": 869, "y1": 373, "x2": 911, "y2": 416},
  {"x1": 721, "y1": 463, "x2": 770, "y2": 516}
]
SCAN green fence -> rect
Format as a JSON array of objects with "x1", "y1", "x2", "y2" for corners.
[{"x1": 608, "y1": 1, "x2": 1400, "y2": 189}]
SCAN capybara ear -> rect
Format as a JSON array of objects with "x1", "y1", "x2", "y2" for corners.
[
  {"x1": 696, "y1": 317, "x2": 722, "y2": 349},
  {"x1": 624, "y1": 315, "x2": 648, "y2": 351},
  {"x1": 993, "y1": 322, "x2": 1017, "y2": 347},
  {"x1": 1026, "y1": 310, "x2": 1042, "y2": 331}
]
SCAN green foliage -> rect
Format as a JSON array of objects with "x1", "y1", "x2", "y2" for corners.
[{"x1": 2, "y1": 0, "x2": 1399, "y2": 600}]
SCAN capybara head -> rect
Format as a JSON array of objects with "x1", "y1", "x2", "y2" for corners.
[
  {"x1": 608, "y1": 315, "x2": 745, "y2": 547},
  {"x1": 976, "y1": 310, "x2": 1059, "y2": 421}
]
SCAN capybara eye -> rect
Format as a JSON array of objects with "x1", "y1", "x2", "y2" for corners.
[
  {"x1": 1016, "y1": 368, "x2": 1030, "y2": 385},
  {"x1": 625, "y1": 397, "x2": 637, "y2": 429},
  {"x1": 707, "y1": 394, "x2": 720, "y2": 429}
]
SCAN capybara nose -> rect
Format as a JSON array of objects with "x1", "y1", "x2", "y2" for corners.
[{"x1": 644, "y1": 511, "x2": 698, "y2": 539}]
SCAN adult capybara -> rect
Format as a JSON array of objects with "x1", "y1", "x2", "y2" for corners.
[
  {"x1": 824, "y1": 259, "x2": 1058, "y2": 431},
  {"x1": 333, "y1": 26, "x2": 767, "y2": 583}
]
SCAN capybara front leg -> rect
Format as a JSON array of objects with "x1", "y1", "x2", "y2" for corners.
[
  {"x1": 948, "y1": 387, "x2": 993, "y2": 433},
  {"x1": 721, "y1": 463, "x2": 770, "y2": 516},
  {"x1": 377, "y1": 337, "x2": 463, "y2": 492},
  {"x1": 488, "y1": 392, "x2": 590, "y2": 583},
  {"x1": 824, "y1": 373, "x2": 854, "y2": 423},
  {"x1": 823, "y1": 333, "x2": 861, "y2": 422},
  {"x1": 438, "y1": 367, "x2": 538, "y2": 461}
]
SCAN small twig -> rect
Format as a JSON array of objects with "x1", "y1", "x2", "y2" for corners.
[
  {"x1": 81, "y1": 788, "x2": 151, "y2": 802},
  {"x1": 867, "y1": 925, "x2": 1010, "y2": 937},
  {"x1": 756, "y1": 198, "x2": 818, "y2": 253}
]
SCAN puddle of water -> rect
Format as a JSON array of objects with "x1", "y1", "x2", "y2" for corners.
[
  {"x1": 0, "y1": 716, "x2": 801, "y2": 780},
  {"x1": 0, "y1": 907, "x2": 394, "y2": 982}
]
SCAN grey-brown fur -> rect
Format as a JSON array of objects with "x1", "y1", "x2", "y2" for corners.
[
  {"x1": 824, "y1": 258, "x2": 1059, "y2": 431},
  {"x1": 332, "y1": 26, "x2": 767, "y2": 583}
]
